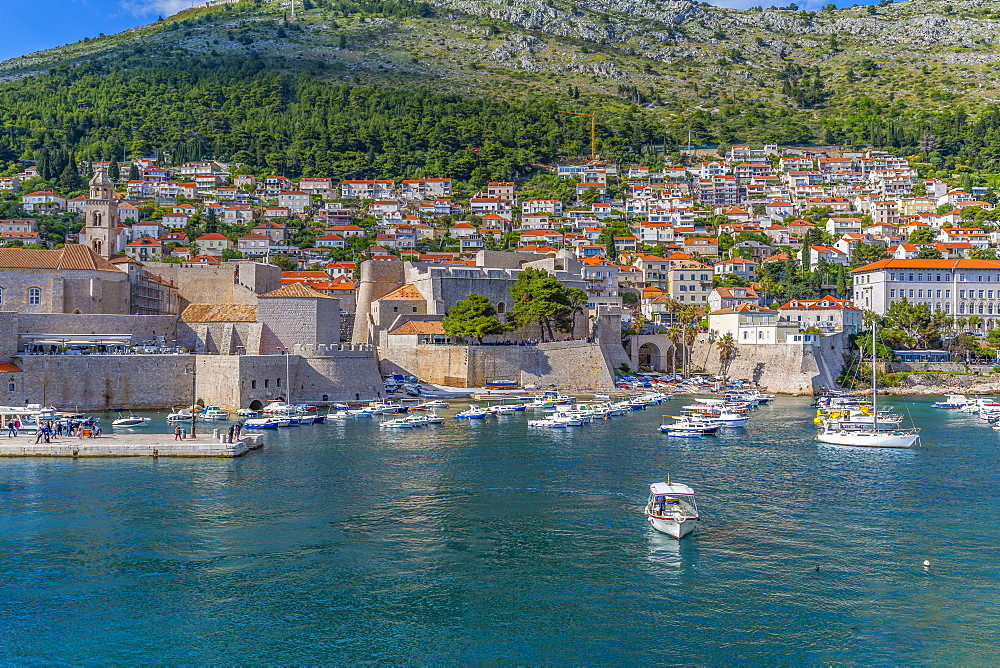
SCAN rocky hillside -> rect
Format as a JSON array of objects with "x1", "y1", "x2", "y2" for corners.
[{"x1": 3, "y1": 0, "x2": 1000, "y2": 165}]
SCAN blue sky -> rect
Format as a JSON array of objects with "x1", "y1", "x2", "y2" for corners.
[
  {"x1": 2, "y1": 0, "x2": 878, "y2": 64},
  {"x1": 1, "y1": 0, "x2": 192, "y2": 62}
]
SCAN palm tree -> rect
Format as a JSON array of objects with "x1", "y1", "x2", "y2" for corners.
[
  {"x1": 677, "y1": 304, "x2": 703, "y2": 376},
  {"x1": 667, "y1": 325, "x2": 684, "y2": 378},
  {"x1": 758, "y1": 275, "x2": 778, "y2": 306},
  {"x1": 715, "y1": 334, "x2": 738, "y2": 383}
]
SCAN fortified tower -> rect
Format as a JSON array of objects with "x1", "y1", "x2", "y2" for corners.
[
  {"x1": 84, "y1": 167, "x2": 119, "y2": 260},
  {"x1": 351, "y1": 258, "x2": 405, "y2": 344}
]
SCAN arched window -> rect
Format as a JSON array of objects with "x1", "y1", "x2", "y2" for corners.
[
  {"x1": 27, "y1": 288, "x2": 40, "y2": 306},
  {"x1": 980, "y1": 304, "x2": 985, "y2": 315},
  {"x1": 92, "y1": 212, "x2": 103, "y2": 227},
  {"x1": 960, "y1": 303, "x2": 966, "y2": 314},
  {"x1": 496, "y1": 302, "x2": 505, "y2": 314},
  {"x1": 990, "y1": 303, "x2": 995, "y2": 315}
]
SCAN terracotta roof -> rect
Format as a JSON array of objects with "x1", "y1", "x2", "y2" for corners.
[
  {"x1": 0, "y1": 245, "x2": 123, "y2": 272},
  {"x1": 259, "y1": 283, "x2": 337, "y2": 299},
  {"x1": 180, "y1": 304, "x2": 257, "y2": 322},
  {"x1": 0, "y1": 363, "x2": 21, "y2": 373},
  {"x1": 710, "y1": 303, "x2": 777, "y2": 315},
  {"x1": 377, "y1": 284, "x2": 425, "y2": 301},
  {"x1": 852, "y1": 258, "x2": 1000, "y2": 272},
  {"x1": 389, "y1": 321, "x2": 445, "y2": 335}
]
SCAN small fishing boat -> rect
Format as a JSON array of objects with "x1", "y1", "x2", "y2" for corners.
[
  {"x1": 244, "y1": 416, "x2": 281, "y2": 429},
  {"x1": 645, "y1": 478, "x2": 700, "y2": 539}
]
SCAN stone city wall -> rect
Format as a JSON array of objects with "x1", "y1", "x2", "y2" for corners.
[
  {"x1": 379, "y1": 341, "x2": 618, "y2": 390},
  {"x1": 16, "y1": 354, "x2": 192, "y2": 410},
  {"x1": 13, "y1": 347, "x2": 385, "y2": 411},
  {"x1": 688, "y1": 332, "x2": 846, "y2": 395}
]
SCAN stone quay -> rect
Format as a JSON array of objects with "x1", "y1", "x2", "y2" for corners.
[{"x1": 0, "y1": 432, "x2": 264, "y2": 458}]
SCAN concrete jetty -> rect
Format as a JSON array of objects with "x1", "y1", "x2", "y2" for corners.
[{"x1": 0, "y1": 433, "x2": 264, "y2": 458}]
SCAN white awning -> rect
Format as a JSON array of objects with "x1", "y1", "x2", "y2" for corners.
[{"x1": 649, "y1": 482, "x2": 695, "y2": 496}]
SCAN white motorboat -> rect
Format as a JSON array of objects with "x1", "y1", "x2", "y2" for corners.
[
  {"x1": 933, "y1": 394, "x2": 971, "y2": 409},
  {"x1": 488, "y1": 404, "x2": 518, "y2": 415},
  {"x1": 327, "y1": 410, "x2": 354, "y2": 419},
  {"x1": 659, "y1": 416, "x2": 720, "y2": 436},
  {"x1": 380, "y1": 417, "x2": 414, "y2": 429},
  {"x1": 166, "y1": 408, "x2": 194, "y2": 422},
  {"x1": 714, "y1": 411, "x2": 749, "y2": 427},
  {"x1": 237, "y1": 408, "x2": 260, "y2": 418},
  {"x1": 644, "y1": 479, "x2": 699, "y2": 539},
  {"x1": 455, "y1": 405, "x2": 488, "y2": 419},
  {"x1": 424, "y1": 413, "x2": 444, "y2": 423},
  {"x1": 112, "y1": 410, "x2": 151, "y2": 427},
  {"x1": 528, "y1": 417, "x2": 568, "y2": 428},
  {"x1": 817, "y1": 321, "x2": 919, "y2": 449},
  {"x1": 200, "y1": 406, "x2": 230, "y2": 421}
]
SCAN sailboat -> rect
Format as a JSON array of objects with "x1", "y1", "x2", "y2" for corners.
[{"x1": 816, "y1": 321, "x2": 920, "y2": 449}]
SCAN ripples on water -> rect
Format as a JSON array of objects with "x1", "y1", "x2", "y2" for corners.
[{"x1": 1, "y1": 397, "x2": 998, "y2": 663}]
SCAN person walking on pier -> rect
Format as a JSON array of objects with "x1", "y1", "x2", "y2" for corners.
[
  {"x1": 174, "y1": 424, "x2": 182, "y2": 441},
  {"x1": 34, "y1": 426, "x2": 44, "y2": 444},
  {"x1": 6, "y1": 421, "x2": 15, "y2": 438}
]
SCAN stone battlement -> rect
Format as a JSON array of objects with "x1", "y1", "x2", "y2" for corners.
[{"x1": 294, "y1": 343, "x2": 375, "y2": 356}]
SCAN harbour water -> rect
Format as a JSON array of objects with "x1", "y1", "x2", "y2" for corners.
[{"x1": 2, "y1": 397, "x2": 999, "y2": 663}]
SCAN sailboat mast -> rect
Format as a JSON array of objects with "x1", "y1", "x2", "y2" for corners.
[{"x1": 871, "y1": 320, "x2": 877, "y2": 417}]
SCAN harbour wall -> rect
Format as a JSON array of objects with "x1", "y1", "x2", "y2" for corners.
[
  {"x1": 15, "y1": 346, "x2": 385, "y2": 410},
  {"x1": 378, "y1": 341, "x2": 618, "y2": 390},
  {"x1": 688, "y1": 333, "x2": 847, "y2": 395},
  {"x1": 627, "y1": 333, "x2": 846, "y2": 395}
]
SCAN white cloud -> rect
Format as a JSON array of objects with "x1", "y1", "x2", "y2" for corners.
[{"x1": 120, "y1": 0, "x2": 195, "y2": 18}]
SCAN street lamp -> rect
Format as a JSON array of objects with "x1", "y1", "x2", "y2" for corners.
[{"x1": 185, "y1": 366, "x2": 197, "y2": 437}]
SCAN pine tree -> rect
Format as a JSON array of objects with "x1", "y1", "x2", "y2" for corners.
[{"x1": 59, "y1": 157, "x2": 83, "y2": 190}]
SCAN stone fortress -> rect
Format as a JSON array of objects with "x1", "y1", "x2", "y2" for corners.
[
  {"x1": 351, "y1": 250, "x2": 633, "y2": 391},
  {"x1": 0, "y1": 168, "x2": 385, "y2": 411}
]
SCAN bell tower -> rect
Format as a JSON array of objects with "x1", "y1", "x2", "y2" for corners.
[{"x1": 84, "y1": 167, "x2": 119, "y2": 260}]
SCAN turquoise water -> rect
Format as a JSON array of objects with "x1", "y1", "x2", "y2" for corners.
[{"x1": 2, "y1": 397, "x2": 999, "y2": 664}]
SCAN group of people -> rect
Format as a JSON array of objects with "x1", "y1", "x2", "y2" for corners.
[
  {"x1": 226, "y1": 423, "x2": 243, "y2": 443},
  {"x1": 3, "y1": 419, "x2": 101, "y2": 443},
  {"x1": 172, "y1": 423, "x2": 244, "y2": 441}
]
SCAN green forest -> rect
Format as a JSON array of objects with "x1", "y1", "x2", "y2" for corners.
[{"x1": 5, "y1": 49, "x2": 1000, "y2": 183}]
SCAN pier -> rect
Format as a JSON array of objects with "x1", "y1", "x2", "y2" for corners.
[{"x1": 0, "y1": 433, "x2": 264, "y2": 458}]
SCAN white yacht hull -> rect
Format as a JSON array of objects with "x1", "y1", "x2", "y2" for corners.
[
  {"x1": 646, "y1": 513, "x2": 697, "y2": 539},
  {"x1": 816, "y1": 431, "x2": 918, "y2": 448}
]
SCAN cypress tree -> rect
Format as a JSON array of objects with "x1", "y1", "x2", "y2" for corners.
[{"x1": 109, "y1": 156, "x2": 120, "y2": 181}]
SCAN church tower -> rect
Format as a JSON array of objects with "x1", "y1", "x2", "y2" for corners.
[{"x1": 84, "y1": 167, "x2": 119, "y2": 260}]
